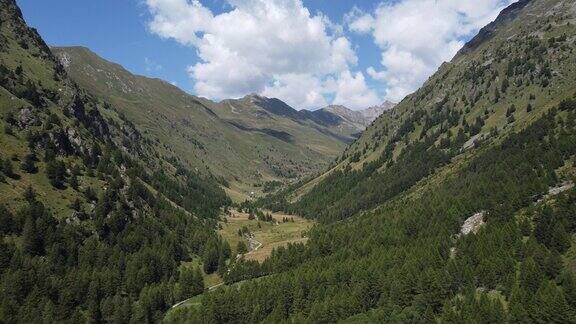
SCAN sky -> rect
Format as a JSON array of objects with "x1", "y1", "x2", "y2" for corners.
[{"x1": 16, "y1": 0, "x2": 515, "y2": 110}]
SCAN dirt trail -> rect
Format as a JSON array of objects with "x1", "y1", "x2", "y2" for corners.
[{"x1": 171, "y1": 282, "x2": 226, "y2": 309}]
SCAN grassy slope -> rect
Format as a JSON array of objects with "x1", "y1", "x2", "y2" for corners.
[
  {"x1": 348, "y1": 0, "x2": 575, "y2": 167},
  {"x1": 51, "y1": 47, "x2": 349, "y2": 198},
  {"x1": 0, "y1": 8, "x2": 102, "y2": 215}
]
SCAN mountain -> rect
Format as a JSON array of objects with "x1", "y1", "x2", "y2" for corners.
[
  {"x1": 320, "y1": 101, "x2": 394, "y2": 130},
  {"x1": 297, "y1": 101, "x2": 395, "y2": 142},
  {"x1": 169, "y1": 0, "x2": 576, "y2": 322},
  {"x1": 271, "y1": 0, "x2": 575, "y2": 221},
  {"x1": 51, "y1": 47, "x2": 353, "y2": 198},
  {"x1": 0, "y1": 0, "x2": 236, "y2": 322},
  {"x1": 360, "y1": 100, "x2": 396, "y2": 120}
]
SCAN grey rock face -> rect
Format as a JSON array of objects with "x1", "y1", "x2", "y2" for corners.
[{"x1": 17, "y1": 107, "x2": 38, "y2": 128}]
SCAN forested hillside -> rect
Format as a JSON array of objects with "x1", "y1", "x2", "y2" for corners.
[
  {"x1": 263, "y1": 0, "x2": 576, "y2": 223},
  {"x1": 0, "y1": 0, "x2": 232, "y2": 321},
  {"x1": 167, "y1": 0, "x2": 576, "y2": 322}
]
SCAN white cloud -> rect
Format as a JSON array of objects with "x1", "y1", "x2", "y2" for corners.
[
  {"x1": 145, "y1": 0, "x2": 380, "y2": 109},
  {"x1": 262, "y1": 73, "x2": 329, "y2": 109},
  {"x1": 330, "y1": 71, "x2": 381, "y2": 109},
  {"x1": 144, "y1": 57, "x2": 163, "y2": 72},
  {"x1": 344, "y1": 7, "x2": 374, "y2": 34},
  {"x1": 349, "y1": 0, "x2": 516, "y2": 102}
]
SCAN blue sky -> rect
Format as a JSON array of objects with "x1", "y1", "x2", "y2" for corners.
[
  {"x1": 16, "y1": 0, "x2": 513, "y2": 110},
  {"x1": 17, "y1": 0, "x2": 201, "y2": 91}
]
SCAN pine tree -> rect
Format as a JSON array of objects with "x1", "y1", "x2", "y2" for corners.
[
  {"x1": 551, "y1": 223, "x2": 571, "y2": 253},
  {"x1": 530, "y1": 281, "x2": 575, "y2": 323},
  {"x1": 1, "y1": 158, "x2": 14, "y2": 178},
  {"x1": 561, "y1": 271, "x2": 576, "y2": 309},
  {"x1": 46, "y1": 159, "x2": 66, "y2": 188},
  {"x1": 23, "y1": 185, "x2": 36, "y2": 203},
  {"x1": 203, "y1": 241, "x2": 220, "y2": 274},
  {"x1": 70, "y1": 198, "x2": 82, "y2": 212},
  {"x1": 501, "y1": 78, "x2": 509, "y2": 92},
  {"x1": 0, "y1": 205, "x2": 13, "y2": 235},
  {"x1": 520, "y1": 258, "x2": 544, "y2": 294},
  {"x1": 544, "y1": 249, "x2": 562, "y2": 278},
  {"x1": 69, "y1": 174, "x2": 79, "y2": 190},
  {"x1": 508, "y1": 302, "x2": 530, "y2": 323},
  {"x1": 84, "y1": 186, "x2": 97, "y2": 202},
  {"x1": 20, "y1": 153, "x2": 37, "y2": 173},
  {"x1": 237, "y1": 241, "x2": 248, "y2": 254},
  {"x1": 22, "y1": 215, "x2": 42, "y2": 255},
  {"x1": 179, "y1": 267, "x2": 195, "y2": 300},
  {"x1": 0, "y1": 240, "x2": 12, "y2": 272}
]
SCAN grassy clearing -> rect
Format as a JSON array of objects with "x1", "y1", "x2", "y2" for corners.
[
  {"x1": 183, "y1": 258, "x2": 223, "y2": 288},
  {"x1": 219, "y1": 209, "x2": 314, "y2": 262}
]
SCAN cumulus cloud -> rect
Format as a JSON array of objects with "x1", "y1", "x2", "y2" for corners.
[
  {"x1": 349, "y1": 0, "x2": 516, "y2": 102},
  {"x1": 145, "y1": 0, "x2": 380, "y2": 109},
  {"x1": 261, "y1": 73, "x2": 329, "y2": 109},
  {"x1": 330, "y1": 71, "x2": 381, "y2": 109},
  {"x1": 345, "y1": 7, "x2": 374, "y2": 34}
]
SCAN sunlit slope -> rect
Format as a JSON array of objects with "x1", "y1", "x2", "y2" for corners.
[
  {"x1": 53, "y1": 47, "x2": 354, "y2": 197},
  {"x1": 272, "y1": 0, "x2": 576, "y2": 222}
]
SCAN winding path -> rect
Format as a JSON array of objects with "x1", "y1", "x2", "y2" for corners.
[
  {"x1": 171, "y1": 282, "x2": 226, "y2": 309},
  {"x1": 247, "y1": 236, "x2": 263, "y2": 253}
]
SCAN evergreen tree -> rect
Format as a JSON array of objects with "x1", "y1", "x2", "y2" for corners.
[
  {"x1": 237, "y1": 241, "x2": 248, "y2": 254},
  {"x1": 20, "y1": 153, "x2": 37, "y2": 173},
  {"x1": 202, "y1": 241, "x2": 220, "y2": 274},
  {"x1": 544, "y1": 249, "x2": 562, "y2": 279},
  {"x1": 46, "y1": 159, "x2": 66, "y2": 188},
  {"x1": 520, "y1": 258, "x2": 544, "y2": 294},
  {"x1": 84, "y1": 186, "x2": 97, "y2": 202},
  {"x1": 519, "y1": 217, "x2": 531, "y2": 236},
  {"x1": 530, "y1": 281, "x2": 575, "y2": 323},
  {"x1": 561, "y1": 271, "x2": 576, "y2": 309},
  {"x1": 69, "y1": 174, "x2": 79, "y2": 190},
  {"x1": 22, "y1": 215, "x2": 42, "y2": 255},
  {"x1": 1, "y1": 158, "x2": 14, "y2": 178},
  {"x1": 70, "y1": 198, "x2": 82, "y2": 212},
  {"x1": 179, "y1": 267, "x2": 204, "y2": 300},
  {"x1": 0, "y1": 205, "x2": 13, "y2": 235},
  {"x1": 23, "y1": 185, "x2": 36, "y2": 203},
  {"x1": 508, "y1": 302, "x2": 530, "y2": 323}
]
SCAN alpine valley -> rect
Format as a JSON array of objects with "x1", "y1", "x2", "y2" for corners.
[{"x1": 2, "y1": 0, "x2": 576, "y2": 323}]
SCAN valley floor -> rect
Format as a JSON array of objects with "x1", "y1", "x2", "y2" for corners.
[{"x1": 219, "y1": 209, "x2": 314, "y2": 262}]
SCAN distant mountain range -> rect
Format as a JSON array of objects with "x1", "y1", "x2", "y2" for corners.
[{"x1": 311, "y1": 101, "x2": 396, "y2": 136}]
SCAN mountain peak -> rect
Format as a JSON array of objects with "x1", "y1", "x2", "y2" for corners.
[
  {"x1": 312, "y1": 101, "x2": 396, "y2": 133},
  {"x1": 243, "y1": 93, "x2": 265, "y2": 101}
]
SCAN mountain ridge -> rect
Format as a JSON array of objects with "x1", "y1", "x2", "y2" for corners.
[
  {"x1": 52, "y1": 46, "x2": 361, "y2": 198},
  {"x1": 318, "y1": 100, "x2": 395, "y2": 130},
  {"x1": 260, "y1": 0, "x2": 576, "y2": 223},
  {"x1": 0, "y1": 1, "x2": 235, "y2": 322}
]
